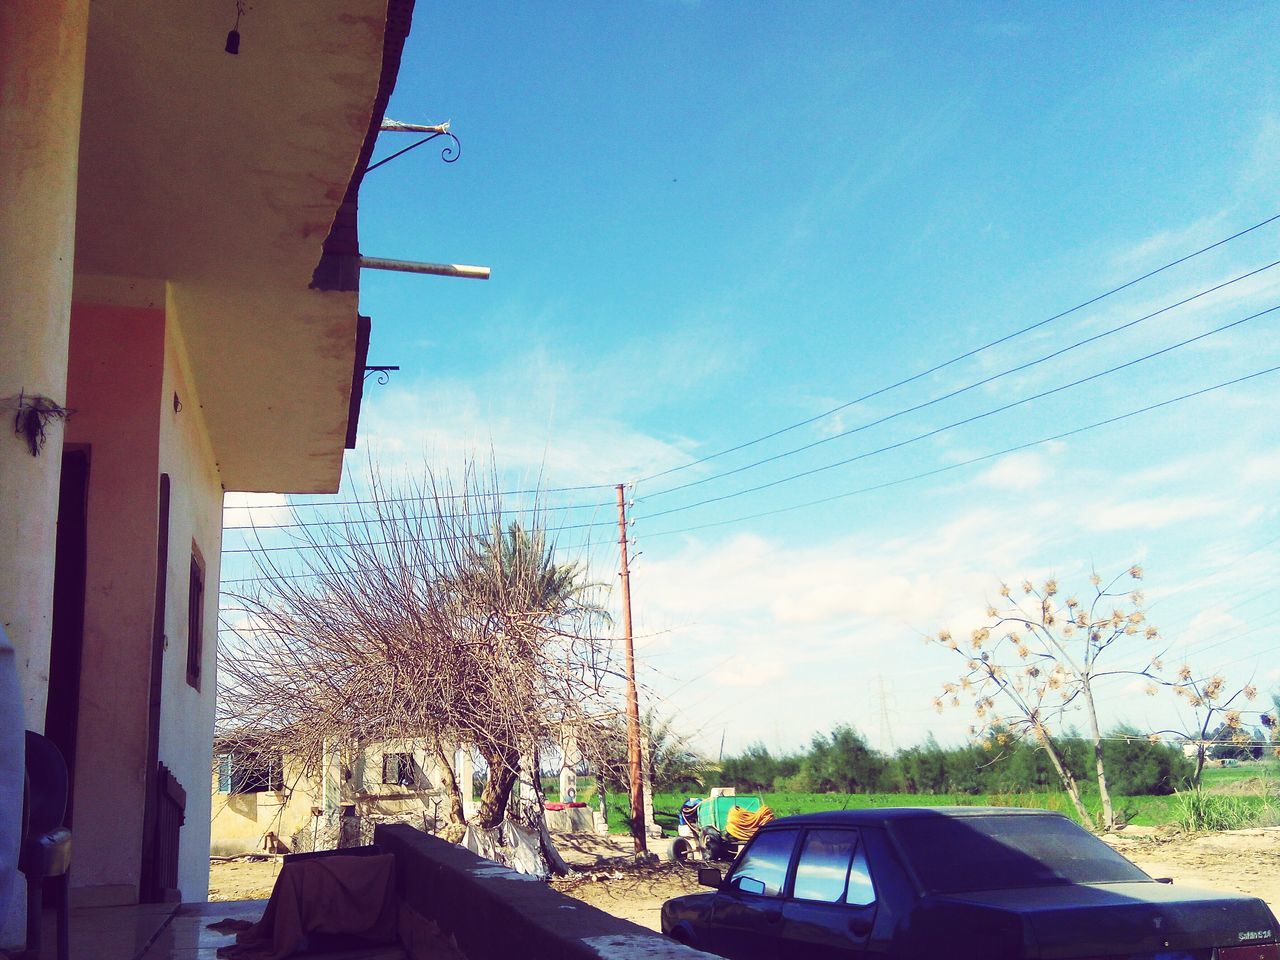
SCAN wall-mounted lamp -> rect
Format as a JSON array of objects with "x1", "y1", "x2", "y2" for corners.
[{"x1": 225, "y1": 0, "x2": 246, "y2": 55}]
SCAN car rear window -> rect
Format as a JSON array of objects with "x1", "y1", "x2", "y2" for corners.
[{"x1": 893, "y1": 814, "x2": 1149, "y2": 893}]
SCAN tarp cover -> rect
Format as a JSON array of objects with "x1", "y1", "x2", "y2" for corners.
[
  {"x1": 461, "y1": 821, "x2": 548, "y2": 878},
  {"x1": 219, "y1": 853, "x2": 398, "y2": 959}
]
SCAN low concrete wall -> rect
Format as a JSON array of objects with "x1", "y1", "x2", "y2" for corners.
[{"x1": 374, "y1": 823, "x2": 712, "y2": 959}]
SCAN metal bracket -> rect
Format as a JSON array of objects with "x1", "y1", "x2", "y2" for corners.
[
  {"x1": 363, "y1": 366, "x2": 400, "y2": 385},
  {"x1": 367, "y1": 119, "x2": 460, "y2": 173}
]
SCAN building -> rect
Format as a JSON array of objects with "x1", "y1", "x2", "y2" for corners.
[
  {"x1": 0, "y1": 0, "x2": 415, "y2": 942},
  {"x1": 210, "y1": 739, "x2": 469, "y2": 858}
]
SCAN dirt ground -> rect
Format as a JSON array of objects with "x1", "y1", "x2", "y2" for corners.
[{"x1": 209, "y1": 827, "x2": 1280, "y2": 934}]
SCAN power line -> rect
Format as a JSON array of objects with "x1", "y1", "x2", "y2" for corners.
[
  {"x1": 636, "y1": 211, "x2": 1280, "y2": 485},
  {"x1": 226, "y1": 484, "x2": 616, "y2": 514},
  {"x1": 219, "y1": 529, "x2": 623, "y2": 589},
  {"x1": 639, "y1": 361, "x2": 1280, "y2": 540},
  {"x1": 638, "y1": 302, "x2": 1280, "y2": 523},
  {"x1": 224, "y1": 496, "x2": 614, "y2": 532},
  {"x1": 221, "y1": 515, "x2": 618, "y2": 555},
  {"x1": 642, "y1": 259, "x2": 1280, "y2": 501}
]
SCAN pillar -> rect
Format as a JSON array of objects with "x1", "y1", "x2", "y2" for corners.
[
  {"x1": 0, "y1": 0, "x2": 91, "y2": 730},
  {"x1": 455, "y1": 747, "x2": 475, "y2": 820},
  {"x1": 559, "y1": 730, "x2": 579, "y2": 803},
  {"x1": 0, "y1": 2, "x2": 90, "y2": 948},
  {"x1": 640, "y1": 736, "x2": 661, "y2": 838}
]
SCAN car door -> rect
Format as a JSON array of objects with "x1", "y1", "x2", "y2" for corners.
[
  {"x1": 778, "y1": 828, "x2": 878, "y2": 960},
  {"x1": 703, "y1": 828, "x2": 800, "y2": 960}
]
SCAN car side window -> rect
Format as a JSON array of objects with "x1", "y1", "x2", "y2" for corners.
[
  {"x1": 793, "y1": 830, "x2": 859, "y2": 903},
  {"x1": 726, "y1": 829, "x2": 798, "y2": 898},
  {"x1": 846, "y1": 842, "x2": 875, "y2": 906}
]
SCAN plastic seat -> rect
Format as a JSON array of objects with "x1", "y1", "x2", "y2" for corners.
[{"x1": 20, "y1": 731, "x2": 71, "y2": 960}]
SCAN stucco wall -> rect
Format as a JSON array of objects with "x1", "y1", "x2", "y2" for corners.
[
  {"x1": 156, "y1": 298, "x2": 223, "y2": 901},
  {"x1": 210, "y1": 741, "x2": 454, "y2": 857},
  {"x1": 209, "y1": 756, "x2": 321, "y2": 858},
  {"x1": 64, "y1": 298, "x2": 164, "y2": 904},
  {"x1": 63, "y1": 290, "x2": 224, "y2": 905}
]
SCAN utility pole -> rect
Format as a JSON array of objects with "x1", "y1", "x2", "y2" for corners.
[
  {"x1": 616, "y1": 483, "x2": 647, "y2": 856},
  {"x1": 876, "y1": 674, "x2": 897, "y2": 754}
]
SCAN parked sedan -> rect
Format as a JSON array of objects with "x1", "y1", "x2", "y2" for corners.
[{"x1": 661, "y1": 807, "x2": 1278, "y2": 960}]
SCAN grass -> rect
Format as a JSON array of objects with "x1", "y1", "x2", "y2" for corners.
[
  {"x1": 1200, "y1": 759, "x2": 1280, "y2": 788},
  {"x1": 543, "y1": 763, "x2": 1280, "y2": 836},
  {"x1": 1172, "y1": 789, "x2": 1277, "y2": 831}
]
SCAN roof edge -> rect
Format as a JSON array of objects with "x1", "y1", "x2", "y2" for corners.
[{"x1": 310, "y1": 0, "x2": 416, "y2": 293}]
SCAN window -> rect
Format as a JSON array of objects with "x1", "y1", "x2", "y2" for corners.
[
  {"x1": 793, "y1": 830, "x2": 859, "y2": 903},
  {"x1": 382, "y1": 752, "x2": 417, "y2": 787},
  {"x1": 726, "y1": 829, "x2": 797, "y2": 898},
  {"x1": 846, "y1": 843, "x2": 875, "y2": 906},
  {"x1": 893, "y1": 813, "x2": 1148, "y2": 894},
  {"x1": 216, "y1": 752, "x2": 283, "y2": 794},
  {"x1": 186, "y1": 547, "x2": 204, "y2": 689}
]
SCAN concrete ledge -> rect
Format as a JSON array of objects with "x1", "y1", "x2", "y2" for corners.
[{"x1": 374, "y1": 823, "x2": 712, "y2": 959}]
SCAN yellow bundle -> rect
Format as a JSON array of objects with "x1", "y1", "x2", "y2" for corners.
[{"x1": 725, "y1": 804, "x2": 775, "y2": 841}]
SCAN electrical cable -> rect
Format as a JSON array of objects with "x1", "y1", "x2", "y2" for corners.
[
  {"x1": 227, "y1": 483, "x2": 616, "y2": 514},
  {"x1": 636, "y1": 211, "x2": 1280, "y2": 485},
  {"x1": 224, "y1": 496, "x2": 614, "y2": 532},
  {"x1": 638, "y1": 303, "x2": 1280, "y2": 523},
  {"x1": 641, "y1": 259, "x2": 1280, "y2": 501},
  {"x1": 639, "y1": 361, "x2": 1280, "y2": 540}
]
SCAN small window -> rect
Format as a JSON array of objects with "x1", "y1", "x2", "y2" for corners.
[
  {"x1": 186, "y1": 547, "x2": 205, "y2": 689},
  {"x1": 216, "y1": 752, "x2": 283, "y2": 794},
  {"x1": 793, "y1": 829, "x2": 859, "y2": 903},
  {"x1": 381, "y1": 753, "x2": 417, "y2": 787},
  {"x1": 726, "y1": 829, "x2": 798, "y2": 898}
]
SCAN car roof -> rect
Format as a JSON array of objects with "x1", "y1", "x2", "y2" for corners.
[{"x1": 762, "y1": 806, "x2": 1071, "y2": 830}]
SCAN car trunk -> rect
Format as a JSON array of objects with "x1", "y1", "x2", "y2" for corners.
[{"x1": 932, "y1": 882, "x2": 1277, "y2": 959}]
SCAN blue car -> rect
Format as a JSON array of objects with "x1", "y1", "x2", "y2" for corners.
[{"x1": 661, "y1": 807, "x2": 1278, "y2": 960}]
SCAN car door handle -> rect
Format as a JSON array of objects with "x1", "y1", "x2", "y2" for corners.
[
  {"x1": 764, "y1": 910, "x2": 782, "y2": 925},
  {"x1": 848, "y1": 916, "x2": 873, "y2": 936}
]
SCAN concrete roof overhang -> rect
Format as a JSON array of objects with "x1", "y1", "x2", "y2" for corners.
[{"x1": 73, "y1": 0, "x2": 407, "y2": 493}]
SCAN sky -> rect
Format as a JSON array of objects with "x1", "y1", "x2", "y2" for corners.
[{"x1": 223, "y1": 2, "x2": 1280, "y2": 759}]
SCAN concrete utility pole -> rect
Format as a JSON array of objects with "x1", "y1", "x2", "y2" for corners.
[{"x1": 616, "y1": 484, "x2": 647, "y2": 855}]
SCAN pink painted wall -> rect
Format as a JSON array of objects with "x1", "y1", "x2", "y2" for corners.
[{"x1": 64, "y1": 301, "x2": 164, "y2": 903}]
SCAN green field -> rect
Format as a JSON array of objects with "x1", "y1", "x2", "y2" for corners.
[{"x1": 546, "y1": 766, "x2": 1280, "y2": 835}]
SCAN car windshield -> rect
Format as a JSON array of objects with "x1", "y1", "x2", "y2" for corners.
[{"x1": 893, "y1": 814, "x2": 1150, "y2": 894}]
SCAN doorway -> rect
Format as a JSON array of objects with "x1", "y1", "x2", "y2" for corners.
[{"x1": 46, "y1": 447, "x2": 90, "y2": 825}]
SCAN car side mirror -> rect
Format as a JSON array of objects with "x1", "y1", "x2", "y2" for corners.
[{"x1": 698, "y1": 867, "x2": 723, "y2": 889}]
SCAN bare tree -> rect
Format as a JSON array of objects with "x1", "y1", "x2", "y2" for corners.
[
  {"x1": 217, "y1": 461, "x2": 618, "y2": 872},
  {"x1": 1145, "y1": 672, "x2": 1273, "y2": 787},
  {"x1": 931, "y1": 566, "x2": 1165, "y2": 829}
]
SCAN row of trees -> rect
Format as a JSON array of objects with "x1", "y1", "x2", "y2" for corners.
[{"x1": 719, "y1": 724, "x2": 1194, "y2": 799}]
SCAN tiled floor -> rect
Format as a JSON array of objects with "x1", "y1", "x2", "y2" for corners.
[
  {"x1": 36, "y1": 899, "x2": 261, "y2": 960},
  {"x1": 38, "y1": 899, "x2": 409, "y2": 960},
  {"x1": 36, "y1": 899, "x2": 180, "y2": 960},
  {"x1": 139, "y1": 899, "x2": 267, "y2": 959}
]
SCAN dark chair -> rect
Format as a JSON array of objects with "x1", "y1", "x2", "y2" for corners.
[{"x1": 20, "y1": 731, "x2": 71, "y2": 960}]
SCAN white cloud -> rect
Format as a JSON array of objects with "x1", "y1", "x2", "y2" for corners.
[
  {"x1": 713, "y1": 658, "x2": 789, "y2": 689},
  {"x1": 223, "y1": 492, "x2": 292, "y2": 529},
  {"x1": 976, "y1": 452, "x2": 1050, "y2": 491},
  {"x1": 1084, "y1": 496, "x2": 1229, "y2": 532}
]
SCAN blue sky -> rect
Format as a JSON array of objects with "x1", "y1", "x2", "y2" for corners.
[{"x1": 224, "y1": 3, "x2": 1280, "y2": 757}]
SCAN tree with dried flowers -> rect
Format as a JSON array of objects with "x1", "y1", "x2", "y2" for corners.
[
  {"x1": 1141, "y1": 673, "x2": 1275, "y2": 787},
  {"x1": 930, "y1": 565, "x2": 1168, "y2": 830}
]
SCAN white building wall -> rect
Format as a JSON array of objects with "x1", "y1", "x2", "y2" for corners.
[{"x1": 155, "y1": 297, "x2": 223, "y2": 902}]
